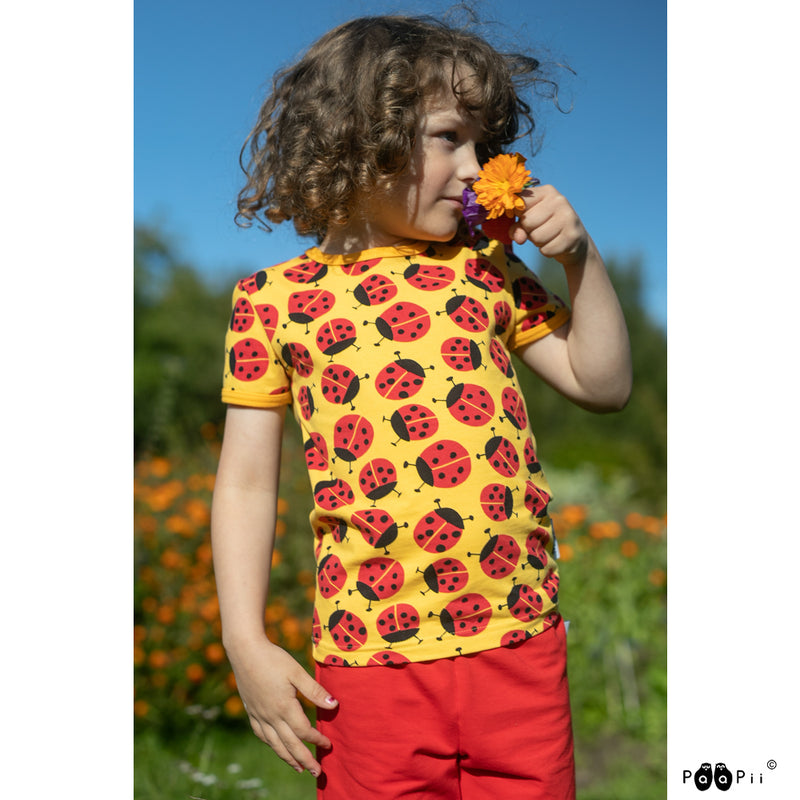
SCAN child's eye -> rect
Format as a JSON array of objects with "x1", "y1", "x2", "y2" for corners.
[{"x1": 438, "y1": 131, "x2": 458, "y2": 144}]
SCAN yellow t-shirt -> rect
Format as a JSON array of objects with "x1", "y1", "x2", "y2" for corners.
[{"x1": 221, "y1": 238, "x2": 570, "y2": 666}]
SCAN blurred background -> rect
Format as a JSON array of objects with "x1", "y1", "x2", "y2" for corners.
[{"x1": 134, "y1": 1, "x2": 666, "y2": 798}]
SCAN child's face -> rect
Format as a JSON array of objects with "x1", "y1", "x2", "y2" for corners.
[{"x1": 323, "y1": 86, "x2": 483, "y2": 252}]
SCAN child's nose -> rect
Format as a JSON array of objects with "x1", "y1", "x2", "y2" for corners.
[{"x1": 458, "y1": 145, "x2": 481, "y2": 183}]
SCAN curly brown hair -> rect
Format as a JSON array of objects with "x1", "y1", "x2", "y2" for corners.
[{"x1": 236, "y1": 14, "x2": 556, "y2": 241}]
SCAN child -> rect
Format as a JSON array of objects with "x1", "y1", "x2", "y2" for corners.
[{"x1": 211, "y1": 14, "x2": 631, "y2": 800}]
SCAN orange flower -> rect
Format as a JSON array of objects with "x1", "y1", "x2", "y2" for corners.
[
  {"x1": 204, "y1": 642, "x2": 227, "y2": 665},
  {"x1": 224, "y1": 695, "x2": 245, "y2": 716},
  {"x1": 557, "y1": 542, "x2": 575, "y2": 562},
  {"x1": 620, "y1": 540, "x2": 639, "y2": 558},
  {"x1": 473, "y1": 153, "x2": 531, "y2": 220},
  {"x1": 185, "y1": 663, "x2": 205, "y2": 683}
]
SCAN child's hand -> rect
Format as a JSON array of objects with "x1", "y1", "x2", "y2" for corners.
[
  {"x1": 509, "y1": 185, "x2": 589, "y2": 268},
  {"x1": 226, "y1": 636, "x2": 338, "y2": 777}
]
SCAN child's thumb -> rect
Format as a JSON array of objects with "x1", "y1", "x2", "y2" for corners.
[{"x1": 296, "y1": 671, "x2": 338, "y2": 710}]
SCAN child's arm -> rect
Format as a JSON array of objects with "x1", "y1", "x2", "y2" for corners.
[
  {"x1": 510, "y1": 185, "x2": 633, "y2": 412},
  {"x1": 211, "y1": 404, "x2": 338, "y2": 777}
]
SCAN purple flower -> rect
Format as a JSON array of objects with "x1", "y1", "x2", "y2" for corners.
[{"x1": 462, "y1": 186, "x2": 488, "y2": 236}]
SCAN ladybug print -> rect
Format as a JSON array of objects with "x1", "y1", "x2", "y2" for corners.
[
  {"x1": 524, "y1": 480, "x2": 550, "y2": 517},
  {"x1": 500, "y1": 629, "x2": 532, "y2": 647},
  {"x1": 312, "y1": 608, "x2": 322, "y2": 646},
  {"x1": 541, "y1": 571, "x2": 559, "y2": 603},
  {"x1": 499, "y1": 580, "x2": 543, "y2": 623},
  {"x1": 321, "y1": 364, "x2": 365, "y2": 408},
  {"x1": 349, "y1": 557, "x2": 405, "y2": 611},
  {"x1": 352, "y1": 508, "x2": 405, "y2": 553},
  {"x1": 413, "y1": 502, "x2": 474, "y2": 553},
  {"x1": 477, "y1": 430, "x2": 520, "y2": 477},
  {"x1": 397, "y1": 260, "x2": 455, "y2": 291},
  {"x1": 316, "y1": 318, "x2": 358, "y2": 358},
  {"x1": 333, "y1": 414, "x2": 374, "y2": 467},
  {"x1": 369, "y1": 301, "x2": 431, "y2": 344},
  {"x1": 433, "y1": 593, "x2": 492, "y2": 638},
  {"x1": 297, "y1": 385, "x2": 315, "y2": 420},
  {"x1": 493, "y1": 300, "x2": 512, "y2": 335},
  {"x1": 376, "y1": 603, "x2": 421, "y2": 644},
  {"x1": 287, "y1": 288, "x2": 335, "y2": 331},
  {"x1": 374, "y1": 355, "x2": 432, "y2": 400},
  {"x1": 314, "y1": 515, "x2": 348, "y2": 544},
  {"x1": 405, "y1": 440, "x2": 472, "y2": 490},
  {"x1": 467, "y1": 528, "x2": 521, "y2": 579},
  {"x1": 366, "y1": 651, "x2": 410, "y2": 666},
  {"x1": 464, "y1": 257, "x2": 505, "y2": 297},
  {"x1": 230, "y1": 296, "x2": 255, "y2": 333},
  {"x1": 512, "y1": 275, "x2": 548, "y2": 312},
  {"x1": 438, "y1": 291, "x2": 489, "y2": 333},
  {"x1": 340, "y1": 257, "x2": 381, "y2": 276},
  {"x1": 283, "y1": 259, "x2": 328, "y2": 285},
  {"x1": 418, "y1": 557, "x2": 470, "y2": 594},
  {"x1": 440, "y1": 336, "x2": 482, "y2": 371},
  {"x1": 480, "y1": 483, "x2": 515, "y2": 522},
  {"x1": 321, "y1": 655, "x2": 352, "y2": 666},
  {"x1": 500, "y1": 386, "x2": 528, "y2": 434},
  {"x1": 255, "y1": 303, "x2": 279, "y2": 340},
  {"x1": 327, "y1": 604, "x2": 368, "y2": 652},
  {"x1": 304, "y1": 433, "x2": 329, "y2": 471},
  {"x1": 523, "y1": 437, "x2": 541, "y2": 474},
  {"x1": 522, "y1": 529, "x2": 549, "y2": 578},
  {"x1": 358, "y1": 458, "x2": 399, "y2": 503},
  {"x1": 229, "y1": 339, "x2": 270, "y2": 382},
  {"x1": 385, "y1": 403, "x2": 439, "y2": 444},
  {"x1": 317, "y1": 552, "x2": 347, "y2": 598},
  {"x1": 313, "y1": 478, "x2": 354, "y2": 511},
  {"x1": 489, "y1": 339, "x2": 514, "y2": 378},
  {"x1": 434, "y1": 377, "x2": 495, "y2": 427},
  {"x1": 237, "y1": 270, "x2": 268, "y2": 295},
  {"x1": 280, "y1": 341, "x2": 314, "y2": 377},
  {"x1": 349, "y1": 273, "x2": 398, "y2": 307}
]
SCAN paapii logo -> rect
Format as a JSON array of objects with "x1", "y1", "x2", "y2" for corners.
[{"x1": 683, "y1": 762, "x2": 774, "y2": 791}]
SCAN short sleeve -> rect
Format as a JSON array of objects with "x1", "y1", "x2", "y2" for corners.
[
  {"x1": 503, "y1": 252, "x2": 571, "y2": 353},
  {"x1": 220, "y1": 280, "x2": 292, "y2": 408}
]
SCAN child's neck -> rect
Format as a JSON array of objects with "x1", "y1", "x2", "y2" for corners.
[{"x1": 320, "y1": 220, "x2": 416, "y2": 256}]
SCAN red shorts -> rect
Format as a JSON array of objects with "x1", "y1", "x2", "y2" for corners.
[{"x1": 315, "y1": 620, "x2": 575, "y2": 799}]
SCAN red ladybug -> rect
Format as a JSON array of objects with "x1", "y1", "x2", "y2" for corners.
[
  {"x1": 333, "y1": 414, "x2": 374, "y2": 467},
  {"x1": 438, "y1": 292, "x2": 489, "y2": 333},
  {"x1": 358, "y1": 458, "x2": 399, "y2": 503},
  {"x1": 280, "y1": 341, "x2": 314, "y2": 377},
  {"x1": 237, "y1": 270, "x2": 268, "y2": 295},
  {"x1": 384, "y1": 403, "x2": 439, "y2": 444},
  {"x1": 500, "y1": 629, "x2": 532, "y2": 647},
  {"x1": 397, "y1": 261, "x2": 455, "y2": 291},
  {"x1": 405, "y1": 440, "x2": 472, "y2": 490},
  {"x1": 512, "y1": 275, "x2": 548, "y2": 312},
  {"x1": 349, "y1": 273, "x2": 398, "y2": 307},
  {"x1": 499, "y1": 580, "x2": 543, "y2": 623},
  {"x1": 327, "y1": 603, "x2": 368, "y2": 652},
  {"x1": 229, "y1": 339, "x2": 270, "y2": 382},
  {"x1": 524, "y1": 480, "x2": 551, "y2": 517},
  {"x1": 434, "y1": 376, "x2": 495, "y2": 427},
  {"x1": 477, "y1": 430, "x2": 520, "y2": 477},
  {"x1": 366, "y1": 651, "x2": 410, "y2": 666},
  {"x1": 298, "y1": 385, "x2": 315, "y2": 420},
  {"x1": 369, "y1": 301, "x2": 431, "y2": 344},
  {"x1": 312, "y1": 609, "x2": 322, "y2": 645},
  {"x1": 493, "y1": 301, "x2": 512, "y2": 335},
  {"x1": 316, "y1": 318, "x2": 358, "y2": 358},
  {"x1": 317, "y1": 552, "x2": 347, "y2": 599},
  {"x1": 440, "y1": 336, "x2": 483, "y2": 371},
  {"x1": 418, "y1": 557, "x2": 470, "y2": 594},
  {"x1": 522, "y1": 528, "x2": 549, "y2": 578},
  {"x1": 464, "y1": 257, "x2": 505, "y2": 297},
  {"x1": 480, "y1": 482, "x2": 515, "y2": 522},
  {"x1": 321, "y1": 365, "x2": 366, "y2": 408},
  {"x1": 374, "y1": 354, "x2": 432, "y2": 401},
  {"x1": 304, "y1": 432, "x2": 329, "y2": 471},
  {"x1": 230, "y1": 296, "x2": 255, "y2": 333},
  {"x1": 283, "y1": 259, "x2": 328, "y2": 285},
  {"x1": 489, "y1": 339, "x2": 514, "y2": 378},
  {"x1": 523, "y1": 437, "x2": 541, "y2": 473},
  {"x1": 314, "y1": 515, "x2": 348, "y2": 544},
  {"x1": 287, "y1": 288, "x2": 335, "y2": 331},
  {"x1": 413, "y1": 501, "x2": 474, "y2": 553},
  {"x1": 321, "y1": 655, "x2": 352, "y2": 666},
  {"x1": 340, "y1": 257, "x2": 381, "y2": 276},
  {"x1": 376, "y1": 602, "x2": 421, "y2": 644},
  {"x1": 255, "y1": 303, "x2": 279, "y2": 340},
  {"x1": 501, "y1": 386, "x2": 528, "y2": 434},
  {"x1": 541, "y1": 571, "x2": 559, "y2": 603},
  {"x1": 352, "y1": 508, "x2": 405, "y2": 553},
  {"x1": 432, "y1": 593, "x2": 492, "y2": 638},
  {"x1": 349, "y1": 557, "x2": 405, "y2": 610},
  {"x1": 467, "y1": 528, "x2": 521, "y2": 579},
  {"x1": 313, "y1": 478, "x2": 354, "y2": 511}
]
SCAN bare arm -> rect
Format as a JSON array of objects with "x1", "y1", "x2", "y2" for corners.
[
  {"x1": 211, "y1": 404, "x2": 337, "y2": 777},
  {"x1": 510, "y1": 185, "x2": 633, "y2": 412}
]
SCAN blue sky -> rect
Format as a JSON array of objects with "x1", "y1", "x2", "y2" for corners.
[{"x1": 134, "y1": 0, "x2": 666, "y2": 325}]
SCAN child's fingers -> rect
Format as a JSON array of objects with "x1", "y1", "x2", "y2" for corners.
[{"x1": 292, "y1": 668, "x2": 339, "y2": 712}]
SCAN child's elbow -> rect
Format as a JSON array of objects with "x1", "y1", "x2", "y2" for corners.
[{"x1": 582, "y1": 377, "x2": 632, "y2": 414}]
